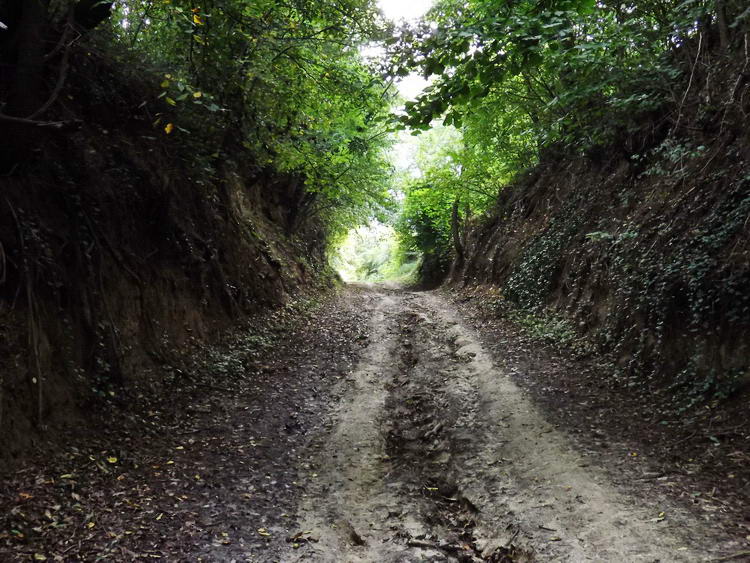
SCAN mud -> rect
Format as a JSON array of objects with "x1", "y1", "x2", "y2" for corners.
[
  {"x1": 1, "y1": 286, "x2": 734, "y2": 561},
  {"x1": 283, "y1": 289, "x2": 724, "y2": 562}
]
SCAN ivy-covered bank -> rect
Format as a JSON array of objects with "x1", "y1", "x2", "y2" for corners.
[
  {"x1": 383, "y1": 0, "x2": 750, "y2": 410},
  {"x1": 455, "y1": 137, "x2": 750, "y2": 410}
]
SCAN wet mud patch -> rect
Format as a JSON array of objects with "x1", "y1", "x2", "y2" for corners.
[{"x1": 381, "y1": 306, "x2": 531, "y2": 562}]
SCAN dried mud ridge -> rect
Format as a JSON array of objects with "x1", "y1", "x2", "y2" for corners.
[{"x1": 287, "y1": 289, "x2": 720, "y2": 562}]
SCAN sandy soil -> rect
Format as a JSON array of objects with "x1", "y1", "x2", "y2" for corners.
[{"x1": 283, "y1": 288, "x2": 725, "y2": 562}]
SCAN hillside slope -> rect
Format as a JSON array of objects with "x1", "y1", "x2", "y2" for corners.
[
  {"x1": 0, "y1": 41, "x2": 330, "y2": 463},
  {"x1": 453, "y1": 47, "x2": 750, "y2": 411}
]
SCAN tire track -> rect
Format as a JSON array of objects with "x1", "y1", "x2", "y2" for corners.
[{"x1": 284, "y1": 288, "x2": 716, "y2": 562}]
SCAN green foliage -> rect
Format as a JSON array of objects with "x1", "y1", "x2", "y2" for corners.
[
  {"x1": 505, "y1": 201, "x2": 584, "y2": 310},
  {"x1": 330, "y1": 223, "x2": 420, "y2": 283},
  {"x1": 107, "y1": 0, "x2": 396, "y2": 236},
  {"x1": 393, "y1": 123, "x2": 498, "y2": 281},
  {"x1": 391, "y1": 0, "x2": 748, "y2": 170}
]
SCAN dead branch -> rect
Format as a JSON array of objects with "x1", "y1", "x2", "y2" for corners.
[
  {"x1": 673, "y1": 32, "x2": 702, "y2": 133},
  {"x1": 0, "y1": 113, "x2": 78, "y2": 129},
  {"x1": 712, "y1": 551, "x2": 750, "y2": 562},
  {"x1": 28, "y1": 18, "x2": 80, "y2": 120}
]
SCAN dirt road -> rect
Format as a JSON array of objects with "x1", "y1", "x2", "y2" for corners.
[
  {"x1": 1, "y1": 286, "x2": 735, "y2": 561},
  {"x1": 279, "y1": 288, "x2": 724, "y2": 562}
]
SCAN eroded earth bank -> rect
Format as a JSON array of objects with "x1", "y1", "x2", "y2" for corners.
[{"x1": 1, "y1": 286, "x2": 743, "y2": 561}]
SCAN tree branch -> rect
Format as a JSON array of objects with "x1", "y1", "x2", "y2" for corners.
[{"x1": 0, "y1": 113, "x2": 79, "y2": 129}]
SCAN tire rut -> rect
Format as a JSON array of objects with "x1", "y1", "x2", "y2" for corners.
[{"x1": 283, "y1": 288, "x2": 718, "y2": 562}]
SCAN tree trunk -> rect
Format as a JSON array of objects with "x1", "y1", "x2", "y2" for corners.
[
  {"x1": 716, "y1": 0, "x2": 730, "y2": 50},
  {"x1": 6, "y1": 0, "x2": 46, "y2": 117},
  {"x1": 451, "y1": 198, "x2": 464, "y2": 271},
  {"x1": 0, "y1": 0, "x2": 47, "y2": 170}
]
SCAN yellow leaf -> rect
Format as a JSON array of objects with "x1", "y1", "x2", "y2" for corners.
[
  {"x1": 165, "y1": 97, "x2": 176, "y2": 106},
  {"x1": 156, "y1": 513, "x2": 164, "y2": 521},
  {"x1": 257, "y1": 528, "x2": 271, "y2": 537},
  {"x1": 193, "y1": 91, "x2": 202, "y2": 98},
  {"x1": 107, "y1": 456, "x2": 118, "y2": 464},
  {"x1": 164, "y1": 123, "x2": 174, "y2": 134},
  {"x1": 34, "y1": 554, "x2": 47, "y2": 561},
  {"x1": 193, "y1": 14, "x2": 203, "y2": 25},
  {"x1": 161, "y1": 80, "x2": 170, "y2": 88},
  {"x1": 87, "y1": 522, "x2": 95, "y2": 529}
]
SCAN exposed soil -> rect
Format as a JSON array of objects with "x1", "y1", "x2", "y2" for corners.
[
  {"x1": 1, "y1": 285, "x2": 745, "y2": 561},
  {"x1": 446, "y1": 286, "x2": 750, "y2": 554}
]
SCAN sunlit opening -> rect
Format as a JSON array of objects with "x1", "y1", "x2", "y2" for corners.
[{"x1": 331, "y1": 221, "x2": 420, "y2": 284}]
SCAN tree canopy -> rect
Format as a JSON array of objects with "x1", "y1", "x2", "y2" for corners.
[
  {"x1": 0, "y1": 0, "x2": 398, "y2": 237},
  {"x1": 386, "y1": 0, "x2": 749, "y2": 281},
  {"x1": 112, "y1": 0, "x2": 398, "y2": 236}
]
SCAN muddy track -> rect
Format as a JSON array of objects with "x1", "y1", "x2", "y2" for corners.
[
  {"x1": 285, "y1": 289, "x2": 717, "y2": 562},
  {"x1": 2, "y1": 286, "x2": 730, "y2": 561}
]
